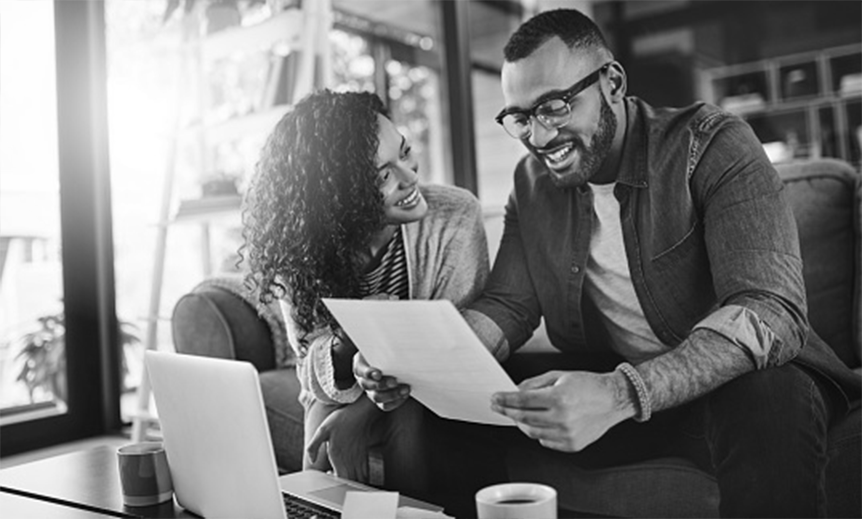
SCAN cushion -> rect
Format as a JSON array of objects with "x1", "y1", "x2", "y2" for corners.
[{"x1": 776, "y1": 159, "x2": 861, "y2": 368}]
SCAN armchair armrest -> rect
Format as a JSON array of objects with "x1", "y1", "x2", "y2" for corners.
[{"x1": 171, "y1": 276, "x2": 292, "y2": 372}]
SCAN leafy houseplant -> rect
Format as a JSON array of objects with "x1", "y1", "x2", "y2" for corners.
[
  {"x1": 162, "y1": 0, "x2": 271, "y2": 33},
  {"x1": 12, "y1": 312, "x2": 141, "y2": 405},
  {"x1": 14, "y1": 313, "x2": 66, "y2": 404}
]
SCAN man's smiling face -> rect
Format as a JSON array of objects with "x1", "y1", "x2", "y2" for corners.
[{"x1": 501, "y1": 37, "x2": 617, "y2": 188}]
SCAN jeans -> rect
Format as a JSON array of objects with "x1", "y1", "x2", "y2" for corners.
[
  {"x1": 304, "y1": 398, "x2": 433, "y2": 501},
  {"x1": 678, "y1": 363, "x2": 833, "y2": 517}
]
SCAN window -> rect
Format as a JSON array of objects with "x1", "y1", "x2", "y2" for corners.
[
  {"x1": 0, "y1": 0, "x2": 68, "y2": 427},
  {"x1": 0, "y1": 0, "x2": 119, "y2": 456}
]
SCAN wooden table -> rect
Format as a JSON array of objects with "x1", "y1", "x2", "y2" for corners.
[{"x1": 0, "y1": 445, "x2": 192, "y2": 518}]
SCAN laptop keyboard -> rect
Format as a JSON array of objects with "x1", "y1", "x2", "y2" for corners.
[{"x1": 282, "y1": 492, "x2": 340, "y2": 519}]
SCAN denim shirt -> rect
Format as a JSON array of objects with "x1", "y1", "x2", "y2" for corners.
[{"x1": 469, "y1": 97, "x2": 859, "y2": 406}]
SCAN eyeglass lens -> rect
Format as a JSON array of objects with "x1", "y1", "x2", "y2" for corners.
[{"x1": 505, "y1": 99, "x2": 571, "y2": 135}]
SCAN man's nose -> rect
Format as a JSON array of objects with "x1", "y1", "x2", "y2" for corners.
[{"x1": 527, "y1": 117, "x2": 557, "y2": 148}]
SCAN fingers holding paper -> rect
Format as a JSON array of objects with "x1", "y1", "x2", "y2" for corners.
[
  {"x1": 490, "y1": 370, "x2": 634, "y2": 452},
  {"x1": 353, "y1": 351, "x2": 411, "y2": 412}
]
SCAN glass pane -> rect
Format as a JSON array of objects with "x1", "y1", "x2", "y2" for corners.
[
  {"x1": 386, "y1": 59, "x2": 445, "y2": 185},
  {"x1": 779, "y1": 60, "x2": 819, "y2": 101},
  {"x1": 331, "y1": 29, "x2": 376, "y2": 93},
  {"x1": 330, "y1": 1, "x2": 447, "y2": 185},
  {"x1": 714, "y1": 70, "x2": 770, "y2": 113},
  {"x1": 747, "y1": 109, "x2": 811, "y2": 162},
  {"x1": 0, "y1": 0, "x2": 67, "y2": 421},
  {"x1": 830, "y1": 51, "x2": 862, "y2": 95},
  {"x1": 468, "y1": 2, "x2": 523, "y2": 212}
]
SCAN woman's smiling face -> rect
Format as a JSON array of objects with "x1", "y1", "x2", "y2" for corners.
[{"x1": 375, "y1": 114, "x2": 428, "y2": 224}]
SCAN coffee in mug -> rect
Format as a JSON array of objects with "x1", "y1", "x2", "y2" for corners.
[{"x1": 475, "y1": 482, "x2": 557, "y2": 519}]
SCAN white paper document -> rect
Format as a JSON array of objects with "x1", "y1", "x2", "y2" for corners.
[
  {"x1": 323, "y1": 299, "x2": 517, "y2": 426},
  {"x1": 342, "y1": 491, "x2": 399, "y2": 519}
]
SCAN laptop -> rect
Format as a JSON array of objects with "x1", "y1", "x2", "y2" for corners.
[{"x1": 145, "y1": 350, "x2": 444, "y2": 519}]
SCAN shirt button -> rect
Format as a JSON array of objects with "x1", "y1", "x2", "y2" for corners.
[{"x1": 571, "y1": 265, "x2": 580, "y2": 274}]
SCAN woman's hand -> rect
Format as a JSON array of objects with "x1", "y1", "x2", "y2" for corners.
[
  {"x1": 305, "y1": 398, "x2": 382, "y2": 482},
  {"x1": 353, "y1": 352, "x2": 411, "y2": 411}
]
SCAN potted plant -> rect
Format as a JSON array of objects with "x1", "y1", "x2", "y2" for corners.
[
  {"x1": 13, "y1": 312, "x2": 66, "y2": 403},
  {"x1": 12, "y1": 312, "x2": 142, "y2": 405}
]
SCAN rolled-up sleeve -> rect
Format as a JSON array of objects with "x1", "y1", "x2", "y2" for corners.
[
  {"x1": 693, "y1": 305, "x2": 779, "y2": 369},
  {"x1": 280, "y1": 300, "x2": 363, "y2": 408},
  {"x1": 463, "y1": 308, "x2": 510, "y2": 361}
]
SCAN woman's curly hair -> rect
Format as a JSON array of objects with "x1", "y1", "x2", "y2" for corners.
[{"x1": 241, "y1": 90, "x2": 389, "y2": 334}]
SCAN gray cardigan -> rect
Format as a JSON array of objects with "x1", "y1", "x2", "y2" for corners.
[{"x1": 280, "y1": 184, "x2": 490, "y2": 408}]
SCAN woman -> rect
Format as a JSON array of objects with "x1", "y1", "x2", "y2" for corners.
[{"x1": 242, "y1": 90, "x2": 489, "y2": 498}]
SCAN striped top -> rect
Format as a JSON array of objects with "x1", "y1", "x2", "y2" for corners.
[{"x1": 358, "y1": 226, "x2": 409, "y2": 300}]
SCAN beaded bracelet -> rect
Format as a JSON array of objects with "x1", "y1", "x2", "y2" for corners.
[{"x1": 616, "y1": 362, "x2": 652, "y2": 422}]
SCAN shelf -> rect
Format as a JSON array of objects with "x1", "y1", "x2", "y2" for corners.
[
  {"x1": 183, "y1": 104, "x2": 291, "y2": 147},
  {"x1": 703, "y1": 44, "x2": 862, "y2": 167},
  {"x1": 172, "y1": 195, "x2": 242, "y2": 224},
  {"x1": 199, "y1": 9, "x2": 304, "y2": 62}
]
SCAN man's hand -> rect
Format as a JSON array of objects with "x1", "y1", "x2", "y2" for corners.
[
  {"x1": 305, "y1": 398, "x2": 382, "y2": 482},
  {"x1": 353, "y1": 352, "x2": 411, "y2": 411},
  {"x1": 491, "y1": 370, "x2": 637, "y2": 452}
]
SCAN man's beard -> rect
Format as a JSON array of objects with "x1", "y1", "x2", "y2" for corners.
[{"x1": 549, "y1": 93, "x2": 617, "y2": 189}]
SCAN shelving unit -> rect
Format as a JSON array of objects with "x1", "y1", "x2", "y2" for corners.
[
  {"x1": 130, "y1": 0, "x2": 333, "y2": 442},
  {"x1": 701, "y1": 44, "x2": 861, "y2": 167}
]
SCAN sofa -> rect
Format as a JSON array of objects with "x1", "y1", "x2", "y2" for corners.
[{"x1": 171, "y1": 158, "x2": 861, "y2": 517}]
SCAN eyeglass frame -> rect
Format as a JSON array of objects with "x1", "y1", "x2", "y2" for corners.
[{"x1": 495, "y1": 62, "x2": 613, "y2": 139}]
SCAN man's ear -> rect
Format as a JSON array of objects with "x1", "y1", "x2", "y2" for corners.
[{"x1": 608, "y1": 63, "x2": 627, "y2": 100}]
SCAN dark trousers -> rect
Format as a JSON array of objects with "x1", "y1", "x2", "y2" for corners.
[
  {"x1": 430, "y1": 355, "x2": 837, "y2": 518},
  {"x1": 304, "y1": 398, "x2": 433, "y2": 502}
]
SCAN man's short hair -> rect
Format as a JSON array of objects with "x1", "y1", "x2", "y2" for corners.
[{"x1": 504, "y1": 8, "x2": 609, "y2": 62}]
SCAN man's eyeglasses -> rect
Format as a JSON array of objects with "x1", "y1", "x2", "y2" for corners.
[{"x1": 495, "y1": 63, "x2": 611, "y2": 140}]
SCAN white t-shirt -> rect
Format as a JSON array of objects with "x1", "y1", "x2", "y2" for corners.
[{"x1": 584, "y1": 182, "x2": 670, "y2": 364}]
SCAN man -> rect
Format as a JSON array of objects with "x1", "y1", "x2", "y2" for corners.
[{"x1": 356, "y1": 8, "x2": 859, "y2": 517}]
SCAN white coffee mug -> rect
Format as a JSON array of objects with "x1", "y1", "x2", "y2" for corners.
[{"x1": 475, "y1": 482, "x2": 557, "y2": 519}]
